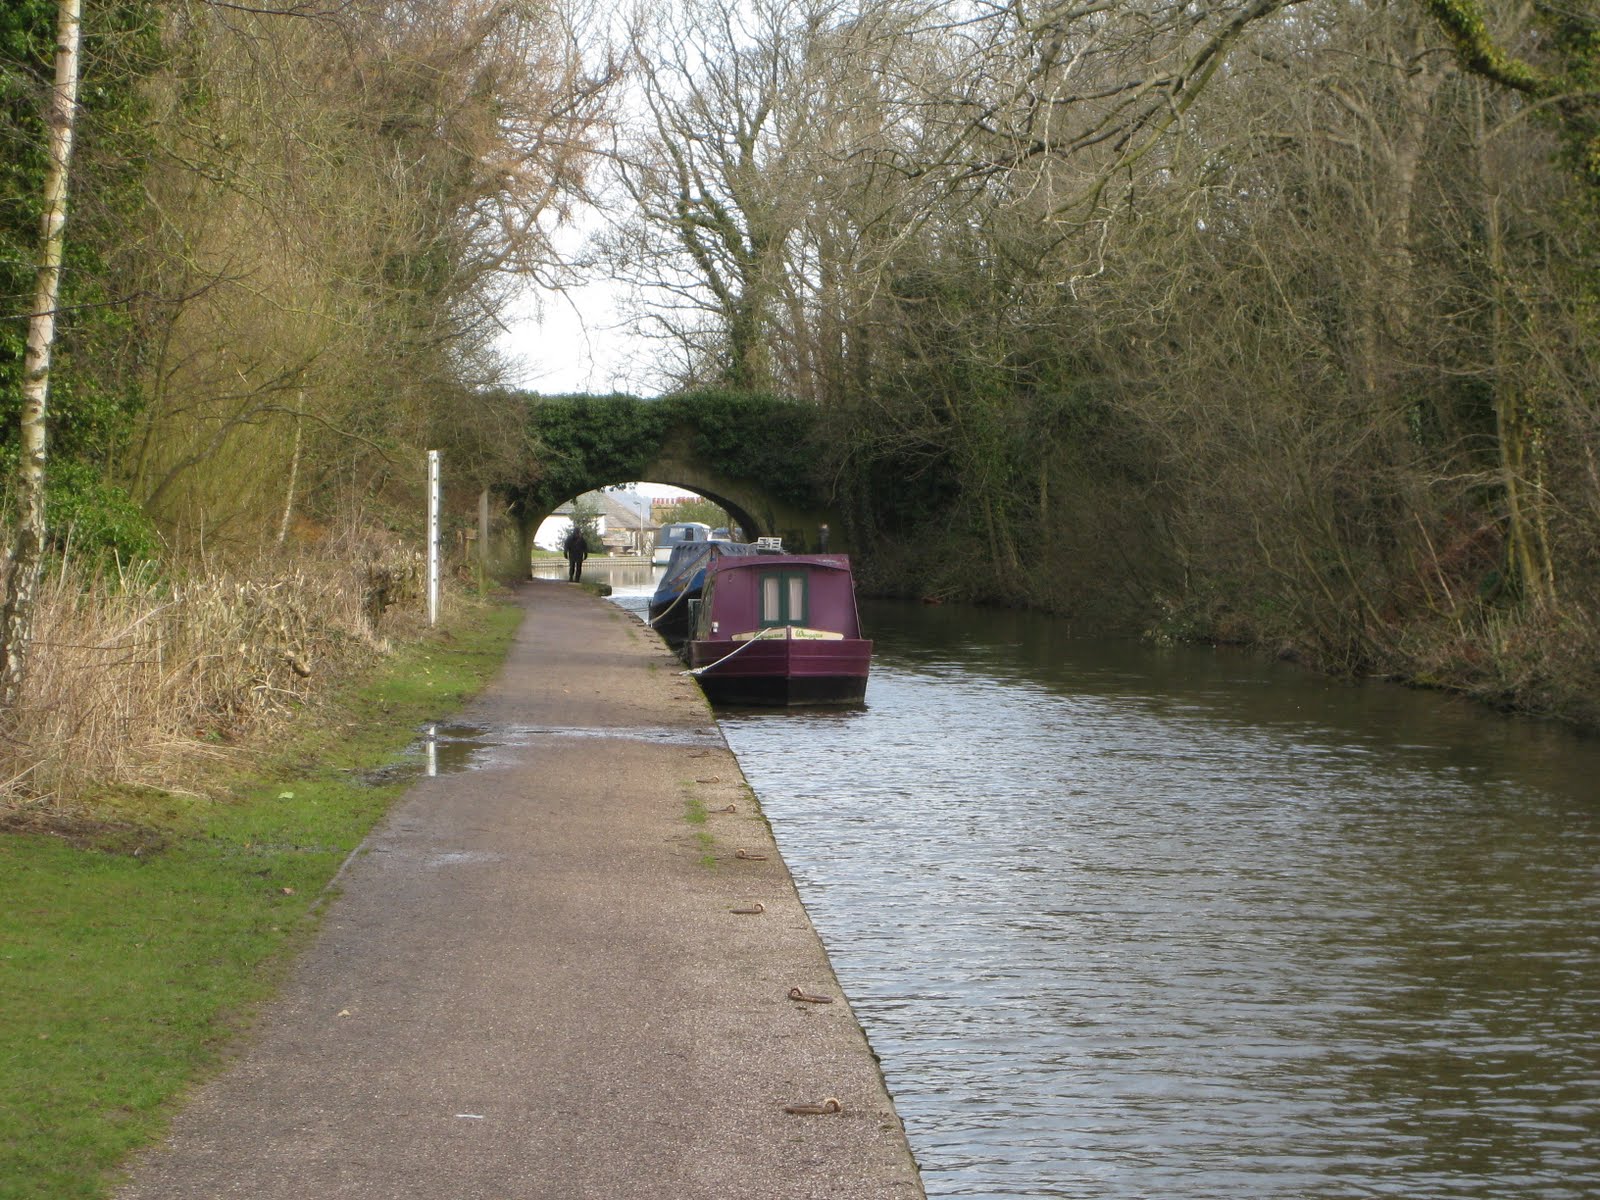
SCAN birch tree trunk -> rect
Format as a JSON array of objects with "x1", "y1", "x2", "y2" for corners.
[
  {"x1": 1, "y1": 0, "x2": 83, "y2": 708},
  {"x1": 276, "y1": 400, "x2": 303, "y2": 546}
]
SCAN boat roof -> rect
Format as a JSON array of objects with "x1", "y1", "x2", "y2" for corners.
[
  {"x1": 654, "y1": 540, "x2": 758, "y2": 599},
  {"x1": 666, "y1": 539, "x2": 755, "y2": 564},
  {"x1": 706, "y1": 553, "x2": 853, "y2": 577}
]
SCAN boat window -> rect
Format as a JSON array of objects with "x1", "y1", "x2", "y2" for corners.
[{"x1": 758, "y1": 571, "x2": 808, "y2": 627}]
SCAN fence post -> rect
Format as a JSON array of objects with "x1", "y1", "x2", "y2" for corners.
[{"x1": 427, "y1": 450, "x2": 441, "y2": 626}]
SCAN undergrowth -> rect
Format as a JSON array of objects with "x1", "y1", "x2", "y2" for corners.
[{"x1": 0, "y1": 530, "x2": 429, "y2": 807}]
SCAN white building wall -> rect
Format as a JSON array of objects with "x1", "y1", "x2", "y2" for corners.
[{"x1": 533, "y1": 514, "x2": 606, "y2": 552}]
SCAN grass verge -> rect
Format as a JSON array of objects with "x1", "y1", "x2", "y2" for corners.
[{"x1": 0, "y1": 598, "x2": 524, "y2": 1200}]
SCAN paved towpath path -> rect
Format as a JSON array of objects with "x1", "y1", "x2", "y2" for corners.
[{"x1": 115, "y1": 581, "x2": 924, "y2": 1200}]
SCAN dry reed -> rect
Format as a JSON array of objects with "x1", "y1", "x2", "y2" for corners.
[{"x1": 0, "y1": 538, "x2": 432, "y2": 805}]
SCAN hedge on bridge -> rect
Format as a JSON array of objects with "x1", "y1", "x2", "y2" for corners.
[{"x1": 518, "y1": 389, "x2": 825, "y2": 511}]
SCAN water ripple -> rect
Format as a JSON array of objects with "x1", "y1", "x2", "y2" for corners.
[{"x1": 719, "y1": 601, "x2": 1600, "y2": 1200}]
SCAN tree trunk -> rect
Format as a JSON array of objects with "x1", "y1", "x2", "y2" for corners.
[
  {"x1": 1477, "y1": 86, "x2": 1556, "y2": 607},
  {"x1": 276, "y1": 399, "x2": 303, "y2": 546},
  {"x1": 1, "y1": 0, "x2": 83, "y2": 709}
]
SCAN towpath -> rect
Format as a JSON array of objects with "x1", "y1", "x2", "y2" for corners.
[{"x1": 115, "y1": 581, "x2": 924, "y2": 1200}]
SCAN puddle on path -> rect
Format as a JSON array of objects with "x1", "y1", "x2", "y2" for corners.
[{"x1": 355, "y1": 720, "x2": 726, "y2": 785}]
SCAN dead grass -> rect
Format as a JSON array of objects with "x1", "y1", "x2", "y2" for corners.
[{"x1": 0, "y1": 532, "x2": 433, "y2": 807}]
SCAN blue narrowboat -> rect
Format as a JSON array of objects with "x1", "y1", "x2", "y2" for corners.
[{"x1": 647, "y1": 539, "x2": 756, "y2": 638}]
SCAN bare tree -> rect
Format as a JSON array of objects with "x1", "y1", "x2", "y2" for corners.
[
  {"x1": 113, "y1": 0, "x2": 617, "y2": 549},
  {"x1": 610, "y1": 0, "x2": 873, "y2": 389}
]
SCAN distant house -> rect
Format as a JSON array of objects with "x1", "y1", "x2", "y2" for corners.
[
  {"x1": 593, "y1": 492, "x2": 657, "y2": 555},
  {"x1": 534, "y1": 491, "x2": 658, "y2": 555}
]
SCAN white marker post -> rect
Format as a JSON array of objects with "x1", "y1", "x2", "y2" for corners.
[{"x1": 426, "y1": 450, "x2": 441, "y2": 626}]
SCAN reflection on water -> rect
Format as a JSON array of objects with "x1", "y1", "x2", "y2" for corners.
[
  {"x1": 717, "y1": 599, "x2": 1600, "y2": 1200},
  {"x1": 597, "y1": 562, "x2": 664, "y2": 630},
  {"x1": 376, "y1": 711, "x2": 724, "y2": 783},
  {"x1": 531, "y1": 558, "x2": 659, "y2": 595}
]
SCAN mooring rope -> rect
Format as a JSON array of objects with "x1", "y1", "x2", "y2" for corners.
[
  {"x1": 681, "y1": 626, "x2": 785, "y2": 676},
  {"x1": 646, "y1": 582, "x2": 691, "y2": 628}
]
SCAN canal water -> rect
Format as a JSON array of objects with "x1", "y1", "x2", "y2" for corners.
[{"x1": 588, "y1": 563, "x2": 1600, "y2": 1199}]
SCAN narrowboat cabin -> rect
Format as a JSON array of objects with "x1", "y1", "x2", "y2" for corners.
[
  {"x1": 647, "y1": 539, "x2": 757, "y2": 639},
  {"x1": 686, "y1": 554, "x2": 871, "y2": 706},
  {"x1": 652, "y1": 521, "x2": 713, "y2": 566}
]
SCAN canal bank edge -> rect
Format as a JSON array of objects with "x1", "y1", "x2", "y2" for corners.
[{"x1": 114, "y1": 580, "x2": 925, "y2": 1200}]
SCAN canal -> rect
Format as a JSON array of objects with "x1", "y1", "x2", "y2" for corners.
[{"x1": 585, "y1": 561, "x2": 1599, "y2": 1199}]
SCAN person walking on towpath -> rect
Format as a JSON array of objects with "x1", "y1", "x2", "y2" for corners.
[{"x1": 563, "y1": 525, "x2": 589, "y2": 582}]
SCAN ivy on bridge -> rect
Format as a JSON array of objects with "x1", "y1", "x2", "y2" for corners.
[{"x1": 506, "y1": 389, "x2": 837, "y2": 550}]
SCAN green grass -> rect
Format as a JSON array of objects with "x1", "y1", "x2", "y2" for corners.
[
  {"x1": 0, "y1": 600, "x2": 523, "y2": 1200},
  {"x1": 682, "y1": 790, "x2": 717, "y2": 866}
]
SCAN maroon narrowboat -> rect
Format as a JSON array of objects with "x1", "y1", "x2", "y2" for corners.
[{"x1": 686, "y1": 554, "x2": 872, "y2": 706}]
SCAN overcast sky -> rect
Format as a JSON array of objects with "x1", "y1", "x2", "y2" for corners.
[
  {"x1": 493, "y1": 206, "x2": 699, "y2": 503},
  {"x1": 492, "y1": 200, "x2": 656, "y2": 396},
  {"x1": 495, "y1": 281, "x2": 644, "y2": 394}
]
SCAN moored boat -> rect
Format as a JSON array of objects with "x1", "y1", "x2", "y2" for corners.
[
  {"x1": 685, "y1": 554, "x2": 871, "y2": 706},
  {"x1": 647, "y1": 538, "x2": 756, "y2": 638},
  {"x1": 651, "y1": 520, "x2": 713, "y2": 566}
]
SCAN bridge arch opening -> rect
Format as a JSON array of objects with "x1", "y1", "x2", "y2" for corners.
[
  {"x1": 527, "y1": 480, "x2": 764, "y2": 556},
  {"x1": 629, "y1": 483, "x2": 761, "y2": 543}
]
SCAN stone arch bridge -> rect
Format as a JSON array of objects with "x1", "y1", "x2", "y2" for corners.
[{"x1": 505, "y1": 392, "x2": 843, "y2": 561}]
